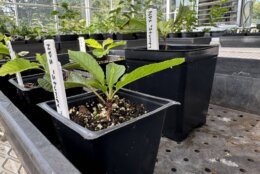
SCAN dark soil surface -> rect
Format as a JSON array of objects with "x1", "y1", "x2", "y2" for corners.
[
  {"x1": 69, "y1": 95, "x2": 147, "y2": 131},
  {"x1": 97, "y1": 55, "x2": 124, "y2": 64},
  {"x1": 24, "y1": 82, "x2": 37, "y2": 88}
]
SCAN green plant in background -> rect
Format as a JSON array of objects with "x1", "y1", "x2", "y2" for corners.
[
  {"x1": 85, "y1": 38, "x2": 126, "y2": 58},
  {"x1": 102, "y1": 0, "x2": 147, "y2": 34},
  {"x1": 63, "y1": 50, "x2": 185, "y2": 120},
  {"x1": 0, "y1": 33, "x2": 10, "y2": 60},
  {"x1": 158, "y1": 20, "x2": 174, "y2": 50},
  {"x1": 51, "y1": 2, "x2": 87, "y2": 34},
  {"x1": 209, "y1": 0, "x2": 228, "y2": 26},
  {"x1": 180, "y1": 0, "x2": 198, "y2": 32}
]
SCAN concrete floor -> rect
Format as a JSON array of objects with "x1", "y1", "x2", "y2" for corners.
[{"x1": 0, "y1": 104, "x2": 259, "y2": 174}]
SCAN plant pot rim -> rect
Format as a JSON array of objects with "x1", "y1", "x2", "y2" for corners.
[
  {"x1": 126, "y1": 44, "x2": 218, "y2": 52},
  {"x1": 9, "y1": 73, "x2": 44, "y2": 92},
  {"x1": 38, "y1": 88, "x2": 178, "y2": 140}
]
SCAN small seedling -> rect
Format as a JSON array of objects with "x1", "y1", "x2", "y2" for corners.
[{"x1": 85, "y1": 38, "x2": 126, "y2": 58}]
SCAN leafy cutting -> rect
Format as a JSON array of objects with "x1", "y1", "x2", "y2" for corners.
[
  {"x1": 85, "y1": 38, "x2": 126, "y2": 58},
  {"x1": 62, "y1": 50, "x2": 185, "y2": 121}
]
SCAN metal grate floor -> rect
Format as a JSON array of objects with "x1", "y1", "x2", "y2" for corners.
[
  {"x1": 0, "y1": 104, "x2": 259, "y2": 174},
  {"x1": 155, "y1": 104, "x2": 260, "y2": 174}
]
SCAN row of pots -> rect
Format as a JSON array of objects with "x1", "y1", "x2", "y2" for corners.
[{"x1": 0, "y1": 41, "x2": 218, "y2": 173}]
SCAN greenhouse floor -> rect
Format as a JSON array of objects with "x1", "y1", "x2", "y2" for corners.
[{"x1": 0, "y1": 104, "x2": 259, "y2": 174}]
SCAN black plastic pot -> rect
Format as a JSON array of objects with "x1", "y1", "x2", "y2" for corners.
[
  {"x1": 220, "y1": 36, "x2": 260, "y2": 47},
  {"x1": 166, "y1": 37, "x2": 211, "y2": 44},
  {"x1": 8, "y1": 73, "x2": 84, "y2": 145},
  {"x1": 181, "y1": 32, "x2": 205, "y2": 38},
  {"x1": 125, "y1": 45, "x2": 218, "y2": 141},
  {"x1": 9, "y1": 73, "x2": 83, "y2": 105},
  {"x1": 0, "y1": 91, "x2": 80, "y2": 174},
  {"x1": 168, "y1": 33, "x2": 182, "y2": 38},
  {"x1": 246, "y1": 32, "x2": 260, "y2": 36},
  {"x1": 90, "y1": 33, "x2": 104, "y2": 40},
  {"x1": 135, "y1": 32, "x2": 146, "y2": 39},
  {"x1": 11, "y1": 42, "x2": 46, "y2": 57},
  {"x1": 39, "y1": 88, "x2": 177, "y2": 174},
  {"x1": 55, "y1": 34, "x2": 79, "y2": 42},
  {"x1": 102, "y1": 33, "x2": 116, "y2": 40},
  {"x1": 115, "y1": 33, "x2": 137, "y2": 40},
  {"x1": 210, "y1": 31, "x2": 225, "y2": 37},
  {"x1": 222, "y1": 33, "x2": 247, "y2": 36}
]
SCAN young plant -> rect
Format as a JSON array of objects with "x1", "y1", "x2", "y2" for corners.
[
  {"x1": 0, "y1": 33, "x2": 29, "y2": 60},
  {"x1": 64, "y1": 50, "x2": 185, "y2": 121},
  {"x1": 0, "y1": 33, "x2": 9, "y2": 60},
  {"x1": 209, "y1": 0, "x2": 228, "y2": 27},
  {"x1": 85, "y1": 38, "x2": 126, "y2": 58},
  {"x1": 158, "y1": 20, "x2": 174, "y2": 50}
]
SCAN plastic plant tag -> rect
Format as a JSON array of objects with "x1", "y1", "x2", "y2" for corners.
[
  {"x1": 6, "y1": 41, "x2": 24, "y2": 87},
  {"x1": 146, "y1": 8, "x2": 159, "y2": 50},
  {"x1": 78, "y1": 37, "x2": 86, "y2": 52},
  {"x1": 44, "y1": 39, "x2": 70, "y2": 119}
]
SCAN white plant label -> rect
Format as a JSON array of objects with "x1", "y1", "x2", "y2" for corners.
[
  {"x1": 78, "y1": 37, "x2": 86, "y2": 52},
  {"x1": 44, "y1": 40, "x2": 70, "y2": 119},
  {"x1": 6, "y1": 41, "x2": 24, "y2": 87},
  {"x1": 146, "y1": 8, "x2": 159, "y2": 50}
]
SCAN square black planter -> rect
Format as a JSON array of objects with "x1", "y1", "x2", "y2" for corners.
[
  {"x1": 124, "y1": 45, "x2": 219, "y2": 141},
  {"x1": 38, "y1": 89, "x2": 177, "y2": 174},
  {"x1": 0, "y1": 91, "x2": 80, "y2": 174},
  {"x1": 8, "y1": 73, "x2": 84, "y2": 145}
]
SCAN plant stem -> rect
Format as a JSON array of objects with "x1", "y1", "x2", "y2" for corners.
[
  {"x1": 105, "y1": 100, "x2": 112, "y2": 121},
  {"x1": 164, "y1": 37, "x2": 168, "y2": 51}
]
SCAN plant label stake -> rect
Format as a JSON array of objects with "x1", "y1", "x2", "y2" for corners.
[
  {"x1": 78, "y1": 37, "x2": 86, "y2": 52},
  {"x1": 146, "y1": 8, "x2": 159, "y2": 50},
  {"x1": 6, "y1": 41, "x2": 24, "y2": 87},
  {"x1": 44, "y1": 40, "x2": 70, "y2": 119}
]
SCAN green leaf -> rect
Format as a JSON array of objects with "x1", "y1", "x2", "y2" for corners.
[
  {"x1": 68, "y1": 50, "x2": 105, "y2": 85},
  {"x1": 36, "y1": 53, "x2": 48, "y2": 72},
  {"x1": 51, "y1": 10, "x2": 59, "y2": 16},
  {"x1": 37, "y1": 74, "x2": 52, "y2": 92},
  {"x1": 115, "y1": 58, "x2": 185, "y2": 91},
  {"x1": 106, "y1": 63, "x2": 125, "y2": 92},
  {"x1": 65, "y1": 71, "x2": 107, "y2": 93},
  {"x1": 62, "y1": 62, "x2": 81, "y2": 69},
  {"x1": 107, "y1": 41, "x2": 126, "y2": 50},
  {"x1": 0, "y1": 43, "x2": 9, "y2": 56},
  {"x1": 85, "y1": 39, "x2": 102, "y2": 49},
  {"x1": 17, "y1": 51, "x2": 29, "y2": 57},
  {"x1": 92, "y1": 48, "x2": 108, "y2": 59},
  {"x1": 0, "y1": 58, "x2": 41, "y2": 76},
  {"x1": 102, "y1": 38, "x2": 113, "y2": 48}
]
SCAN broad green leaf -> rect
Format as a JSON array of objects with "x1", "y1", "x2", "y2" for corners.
[
  {"x1": 38, "y1": 74, "x2": 52, "y2": 92},
  {"x1": 85, "y1": 39, "x2": 102, "y2": 49},
  {"x1": 102, "y1": 38, "x2": 113, "y2": 48},
  {"x1": 68, "y1": 50, "x2": 105, "y2": 85},
  {"x1": 36, "y1": 54, "x2": 48, "y2": 72},
  {"x1": 107, "y1": 41, "x2": 126, "y2": 50},
  {"x1": 0, "y1": 58, "x2": 41, "y2": 76},
  {"x1": 106, "y1": 63, "x2": 125, "y2": 91},
  {"x1": 0, "y1": 33, "x2": 4, "y2": 41},
  {"x1": 18, "y1": 51, "x2": 29, "y2": 57},
  {"x1": 65, "y1": 71, "x2": 107, "y2": 93},
  {"x1": 0, "y1": 43, "x2": 9, "y2": 55},
  {"x1": 62, "y1": 62, "x2": 81, "y2": 69},
  {"x1": 115, "y1": 58, "x2": 185, "y2": 91},
  {"x1": 93, "y1": 48, "x2": 108, "y2": 58}
]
